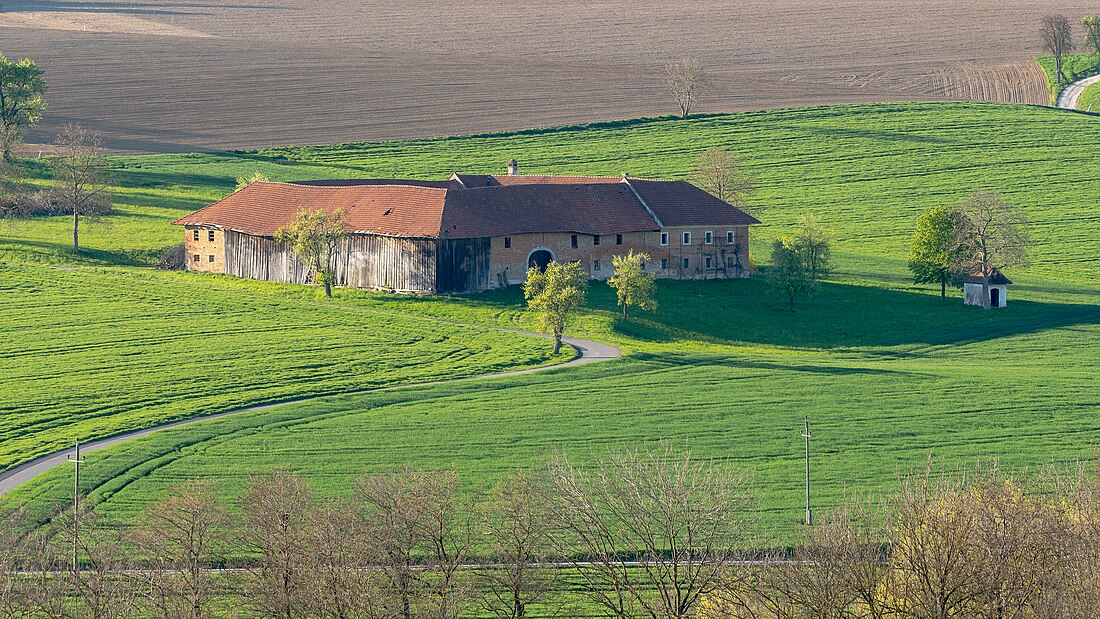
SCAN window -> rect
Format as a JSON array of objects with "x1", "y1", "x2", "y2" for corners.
[
  {"x1": 593, "y1": 235, "x2": 600, "y2": 246},
  {"x1": 193, "y1": 254, "x2": 200, "y2": 263},
  {"x1": 616, "y1": 234, "x2": 623, "y2": 245},
  {"x1": 504, "y1": 237, "x2": 511, "y2": 249},
  {"x1": 208, "y1": 255, "x2": 215, "y2": 263},
  {"x1": 208, "y1": 230, "x2": 215, "y2": 242},
  {"x1": 705, "y1": 257, "x2": 712, "y2": 269},
  {"x1": 660, "y1": 232, "x2": 669, "y2": 246},
  {"x1": 726, "y1": 256, "x2": 736, "y2": 268},
  {"x1": 660, "y1": 258, "x2": 668, "y2": 269},
  {"x1": 593, "y1": 259, "x2": 601, "y2": 271},
  {"x1": 571, "y1": 235, "x2": 578, "y2": 249},
  {"x1": 704, "y1": 231, "x2": 713, "y2": 245},
  {"x1": 727, "y1": 231, "x2": 735, "y2": 244},
  {"x1": 193, "y1": 230, "x2": 199, "y2": 241},
  {"x1": 682, "y1": 232, "x2": 692, "y2": 245},
  {"x1": 683, "y1": 258, "x2": 690, "y2": 269}
]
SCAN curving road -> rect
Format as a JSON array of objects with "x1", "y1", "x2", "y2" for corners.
[
  {"x1": 1056, "y1": 74, "x2": 1100, "y2": 110},
  {"x1": 0, "y1": 332, "x2": 620, "y2": 497}
]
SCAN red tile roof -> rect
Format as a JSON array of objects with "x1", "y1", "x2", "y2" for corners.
[
  {"x1": 172, "y1": 182, "x2": 447, "y2": 237},
  {"x1": 173, "y1": 176, "x2": 759, "y2": 239}
]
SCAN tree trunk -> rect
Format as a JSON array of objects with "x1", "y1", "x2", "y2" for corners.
[
  {"x1": 552, "y1": 334, "x2": 562, "y2": 355},
  {"x1": 940, "y1": 271, "x2": 947, "y2": 299},
  {"x1": 324, "y1": 279, "x2": 332, "y2": 297},
  {"x1": 622, "y1": 303, "x2": 628, "y2": 319},
  {"x1": 72, "y1": 209, "x2": 79, "y2": 251},
  {"x1": 1056, "y1": 55, "x2": 1064, "y2": 84},
  {"x1": 789, "y1": 295, "x2": 795, "y2": 312},
  {"x1": 981, "y1": 280, "x2": 991, "y2": 310}
]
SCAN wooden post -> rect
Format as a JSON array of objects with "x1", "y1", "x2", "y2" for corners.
[
  {"x1": 68, "y1": 441, "x2": 85, "y2": 571},
  {"x1": 801, "y1": 418, "x2": 812, "y2": 526}
]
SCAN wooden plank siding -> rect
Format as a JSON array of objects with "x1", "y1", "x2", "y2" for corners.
[
  {"x1": 437, "y1": 238, "x2": 491, "y2": 294},
  {"x1": 223, "y1": 231, "x2": 439, "y2": 293}
]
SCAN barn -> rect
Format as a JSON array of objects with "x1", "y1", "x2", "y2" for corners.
[{"x1": 173, "y1": 165, "x2": 760, "y2": 294}]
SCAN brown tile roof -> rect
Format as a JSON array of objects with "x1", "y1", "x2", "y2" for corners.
[
  {"x1": 627, "y1": 179, "x2": 761, "y2": 227},
  {"x1": 172, "y1": 182, "x2": 447, "y2": 238},
  {"x1": 965, "y1": 269, "x2": 1012, "y2": 285},
  {"x1": 441, "y1": 184, "x2": 659, "y2": 238},
  {"x1": 174, "y1": 175, "x2": 760, "y2": 239}
]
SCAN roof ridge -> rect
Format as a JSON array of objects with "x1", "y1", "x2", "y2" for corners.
[{"x1": 282, "y1": 180, "x2": 450, "y2": 191}]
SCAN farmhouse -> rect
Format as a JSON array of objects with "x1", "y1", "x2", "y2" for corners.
[{"x1": 173, "y1": 164, "x2": 760, "y2": 294}]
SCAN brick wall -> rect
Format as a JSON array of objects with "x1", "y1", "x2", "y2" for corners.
[
  {"x1": 183, "y1": 226, "x2": 226, "y2": 273},
  {"x1": 486, "y1": 225, "x2": 750, "y2": 288}
]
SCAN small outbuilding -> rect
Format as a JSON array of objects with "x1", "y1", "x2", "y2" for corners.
[{"x1": 963, "y1": 269, "x2": 1012, "y2": 308}]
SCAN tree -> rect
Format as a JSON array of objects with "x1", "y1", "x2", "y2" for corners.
[
  {"x1": 131, "y1": 480, "x2": 230, "y2": 619},
  {"x1": 769, "y1": 236, "x2": 815, "y2": 312},
  {"x1": 607, "y1": 250, "x2": 656, "y2": 319},
  {"x1": 666, "y1": 59, "x2": 711, "y2": 119},
  {"x1": 0, "y1": 52, "x2": 46, "y2": 162},
  {"x1": 1041, "y1": 15, "x2": 1075, "y2": 85},
  {"x1": 908, "y1": 206, "x2": 966, "y2": 298},
  {"x1": 301, "y1": 498, "x2": 381, "y2": 619},
  {"x1": 0, "y1": 157, "x2": 32, "y2": 220},
  {"x1": 544, "y1": 446, "x2": 751, "y2": 619},
  {"x1": 951, "y1": 191, "x2": 1029, "y2": 309},
  {"x1": 235, "y1": 171, "x2": 270, "y2": 191},
  {"x1": 47, "y1": 124, "x2": 112, "y2": 252},
  {"x1": 1082, "y1": 17, "x2": 1100, "y2": 73},
  {"x1": 522, "y1": 260, "x2": 588, "y2": 355},
  {"x1": 692, "y1": 147, "x2": 755, "y2": 212},
  {"x1": 238, "y1": 470, "x2": 313, "y2": 619},
  {"x1": 793, "y1": 214, "x2": 832, "y2": 281},
  {"x1": 480, "y1": 472, "x2": 562, "y2": 619},
  {"x1": 274, "y1": 208, "x2": 348, "y2": 297}
]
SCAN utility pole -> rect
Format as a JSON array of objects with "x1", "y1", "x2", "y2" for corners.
[
  {"x1": 801, "y1": 417, "x2": 812, "y2": 526},
  {"x1": 68, "y1": 441, "x2": 85, "y2": 572}
]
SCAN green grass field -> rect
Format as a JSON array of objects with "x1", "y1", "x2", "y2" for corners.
[
  {"x1": 1037, "y1": 54, "x2": 1100, "y2": 102},
  {"x1": 2, "y1": 101, "x2": 1099, "y2": 541},
  {"x1": 1078, "y1": 80, "x2": 1100, "y2": 111}
]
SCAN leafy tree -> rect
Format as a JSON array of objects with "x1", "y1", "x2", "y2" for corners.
[
  {"x1": 769, "y1": 236, "x2": 815, "y2": 312},
  {"x1": 793, "y1": 214, "x2": 831, "y2": 280},
  {"x1": 951, "y1": 191, "x2": 1029, "y2": 309},
  {"x1": 908, "y1": 206, "x2": 966, "y2": 298},
  {"x1": 1041, "y1": 15, "x2": 1075, "y2": 84},
  {"x1": 523, "y1": 260, "x2": 588, "y2": 355},
  {"x1": 607, "y1": 250, "x2": 656, "y2": 319},
  {"x1": 693, "y1": 147, "x2": 756, "y2": 212},
  {"x1": 0, "y1": 52, "x2": 46, "y2": 162},
  {"x1": 1082, "y1": 17, "x2": 1100, "y2": 73},
  {"x1": 666, "y1": 58, "x2": 711, "y2": 119},
  {"x1": 47, "y1": 124, "x2": 112, "y2": 252},
  {"x1": 274, "y1": 208, "x2": 348, "y2": 298},
  {"x1": 235, "y1": 171, "x2": 270, "y2": 191}
]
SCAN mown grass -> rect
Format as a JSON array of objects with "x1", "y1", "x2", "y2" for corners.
[
  {"x1": 1037, "y1": 54, "x2": 1100, "y2": 102},
  {"x1": 1077, "y1": 80, "x2": 1100, "y2": 111},
  {"x1": 2, "y1": 101, "x2": 1099, "y2": 541},
  {"x1": 0, "y1": 264, "x2": 563, "y2": 472}
]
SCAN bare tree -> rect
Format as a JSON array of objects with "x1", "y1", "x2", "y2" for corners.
[
  {"x1": 72, "y1": 509, "x2": 139, "y2": 619},
  {"x1": 950, "y1": 191, "x2": 1029, "y2": 309},
  {"x1": 666, "y1": 59, "x2": 712, "y2": 119},
  {"x1": 480, "y1": 472, "x2": 562, "y2": 619},
  {"x1": 47, "y1": 124, "x2": 112, "y2": 252},
  {"x1": 131, "y1": 480, "x2": 230, "y2": 619},
  {"x1": 1040, "y1": 15, "x2": 1075, "y2": 85},
  {"x1": 239, "y1": 470, "x2": 313, "y2": 619},
  {"x1": 302, "y1": 498, "x2": 382, "y2": 619},
  {"x1": 0, "y1": 506, "x2": 31, "y2": 619},
  {"x1": 692, "y1": 148, "x2": 755, "y2": 212},
  {"x1": 545, "y1": 446, "x2": 751, "y2": 619}
]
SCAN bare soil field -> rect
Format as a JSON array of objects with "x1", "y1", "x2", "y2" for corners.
[{"x1": 0, "y1": 0, "x2": 1085, "y2": 152}]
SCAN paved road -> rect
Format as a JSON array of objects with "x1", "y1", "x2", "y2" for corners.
[
  {"x1": 1056, "y1": 74, "x2": 1100, "y2": 110},
  {"x1": 0, "y1": 332, "x2": 620, "y2": 497}
]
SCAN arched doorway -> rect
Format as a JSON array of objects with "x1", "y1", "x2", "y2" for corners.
[{"x1": 527, "y1": 249, "x2": 554, "y2": 272}]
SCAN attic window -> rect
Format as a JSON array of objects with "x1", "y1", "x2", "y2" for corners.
[
  {"x1": 616, "y1": 234, "x2": 623, "y2": 245},
  {"x1": 593, "y1": 235, "x2": 600, "y2": 246},
  {"x1": 208, "y1": 230, "x2": 215, "y2": 242},
  {"x1": 571, "y1": 235, "x2": 578, "y2": 249},
  {"x1": 193, "y1": 230, "x2": 199, "y2": 241},
  {"x1": 504, "y1": 237, "x2": 511, "y2": 248}
]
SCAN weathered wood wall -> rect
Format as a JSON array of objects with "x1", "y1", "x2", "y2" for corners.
[
  {"x1": 437, "y1": 237, "x2": 491, "y2": 294},
  {"x1": 224, "y1": 231, "x2": 438, "y2": 293}
]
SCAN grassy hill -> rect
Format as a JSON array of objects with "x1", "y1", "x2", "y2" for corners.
[{"x1": 2, "y1": 101, "x2": 1098, "y2": 539}]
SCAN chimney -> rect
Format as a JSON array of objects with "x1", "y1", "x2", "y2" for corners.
[{"x1": 507, "y1": 159, "x2": 519, "y2": 176}]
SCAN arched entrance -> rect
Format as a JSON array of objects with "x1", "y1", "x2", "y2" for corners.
[{"x1": 527, "y1": 249, "x2": 554, "y2": 272}]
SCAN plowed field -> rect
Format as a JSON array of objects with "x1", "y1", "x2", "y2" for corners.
[{"x1": 0, "y1": 0, "x2": 1084, "y2": 152}]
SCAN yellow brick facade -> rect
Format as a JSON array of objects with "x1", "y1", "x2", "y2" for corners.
[
  {"x1": 486, "y1": 225, "x2": 751, "y2": 288},
  {"x1": 183, "y1": 225, "x2": 226, "y2": 273}
]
